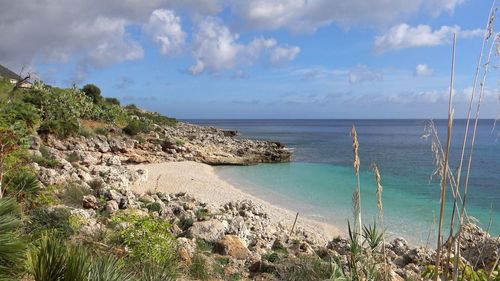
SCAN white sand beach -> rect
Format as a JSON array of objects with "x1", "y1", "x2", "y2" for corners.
[{"x1": 128, "y1": 161, "x2": 341, "y2": 244}]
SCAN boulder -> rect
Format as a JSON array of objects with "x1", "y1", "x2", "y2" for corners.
[
  {"x1": 215, "y1": 235, "x2": 251, "y2": 260},
  {"x1": 82, "y1": 195, "x2": 99, "y2": 210},
  {"x1": 187, "y1": 220, "x2": 226, "y2": 243},
  {"x1": 105, "y1": 200, "x2": 119, "y2": 213}
]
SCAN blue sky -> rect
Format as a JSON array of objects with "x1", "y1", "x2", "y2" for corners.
[{"x1": 1, "y1": 0, "x2": 499, "y2": 118}]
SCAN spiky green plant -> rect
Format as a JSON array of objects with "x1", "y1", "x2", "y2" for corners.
[
  {"x1": 0, "y1": 198, "x2": 26, "y2": 280},
  {"x1": 362, "y1": 223, "x2": 384, "y2": 251},
  {"x1": 63, "y1": 246, "x2": 90, "y2": 281},
  {"x1": 88, "y1": 255, "x2": 134, "y2": 281},
  {"x1": 27, "y1": 234, "x2": 67, "y2": 281},
  {"x1": 140, "y1": 260, "x2": 178, "y2": 281}
]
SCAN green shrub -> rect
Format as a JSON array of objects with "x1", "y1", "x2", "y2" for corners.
[
  {"x1": 190, "y1": 254, "x2": 209, "y2": 281},
  {"x1": 0, "y1": 101, "x2": 40, "y2": 132},
  {"x1": 112, "y1": 212, "x2": 177, "y2": 265},
  {"x1": 27, "y1": 235, "x2": 134, "y2": 281},
  {"x1": 104, "y1": 97, "x2": 120, "y2": 106},
  {"x1": 146, "y1": 202, "x2": 162, "y2": 213},
  {"x1": 82, "y1": 84, "x2": 102, "y2": 104},
  {"x1": 178, "y1": 216, "x2": 194, "y2": 231},
  {"x1": 0, "y1": 198, "x2": 26, "y2": 280},
  {"x1": 279, "y1": 256, "x2": 333, "y2": 281},
  {"x1": 2, "y1": 168, "x2": 40, "y2": 201},
  {"x1": 195, "y1": 239, "x2": 213, "y2": 253},
  {"x1": 123, "y1": 119, "x2": 152, "y2": 136},
  {"x1": 27, "y1": 207, "x2": 74, "y2": 239},
  {"x1": 39, "y1": 119, "x2": 80, "y2": 138},
  {"x1": 60, "y1": 182, "x2": 89, "y2": 207},
  {"x1": 31, "y1": 146, "x2": 59, "y2": 168},
  {"x1": 94, "y1": 127, "x2": 109, "y2": 135},
  {"x1": 66, "y1": 152, "x2": 80, "y2": 163}
]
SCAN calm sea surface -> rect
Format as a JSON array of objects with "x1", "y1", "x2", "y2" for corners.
[{"x1": 185, "y1": 119, "x2": 499, "y2": 244}]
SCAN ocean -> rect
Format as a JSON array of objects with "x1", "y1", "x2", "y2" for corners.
[{"x1": 186, "y1": 119, "x2": 499, "y2": 244}]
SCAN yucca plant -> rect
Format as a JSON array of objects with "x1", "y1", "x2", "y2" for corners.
[
  {"x1": 0, "y1": 197, "x2": 26, "y2": 280},
  {"x1": 362, "y1": 223, "x2": 384, "y2": 251},
  {"x1": 64, "y1": 246, "x2": 91, "y2": 281},
  {"x1": 89, "y1": 255, "x2": 134, "y2": 281},
  {"x1": 27, "y1": 234, "x2": 67, "y2": 281},
  {"x1": 139, "y1": 260, "x2": 178, "y2": 281}
]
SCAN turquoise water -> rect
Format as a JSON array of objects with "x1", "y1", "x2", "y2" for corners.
[{"x1": 187, "y1": 119, "x2": 499, "y2": 244}]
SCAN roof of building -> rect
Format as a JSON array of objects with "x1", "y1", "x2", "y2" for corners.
[{"x1": 0, "y1": 64, "x2": 22, "y2": 81}]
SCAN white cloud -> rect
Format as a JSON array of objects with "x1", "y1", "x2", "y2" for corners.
[
  {"x1": 386, "y1": 87, "x2": 498, "y2": 104},
  {"x1": 188, "y1": 17, "x2": 300, "y2": 75},
  {"x1": 145, "y1": 9, "x2": 186, "y2": 56},
  {"x1": 229, "y1": 0, "x2": 465, "y2": 33},
  {"x1": 270, "y1": 46, "x2": 300, "y2": 65},
  {"x1": 0, "y1": 0, "x2": 220, "y2": 80},
  {"x1": 348, "y1": 65, "x2": 383, "y2": 85},
  {"x1": 414, "y1": 64, "x2": 434, "y2": 76},
  {"x1": 374, "y1": 24, "x2": 483, "y2": 53}
]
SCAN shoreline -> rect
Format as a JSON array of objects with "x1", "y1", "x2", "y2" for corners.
[{"x1": 128, "y1": 161, "x2": 342, "y2": 244}]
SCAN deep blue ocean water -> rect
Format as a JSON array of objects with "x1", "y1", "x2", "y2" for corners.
[{"x1": 186, "y1": 119, "x2": 499, "y2": 244}]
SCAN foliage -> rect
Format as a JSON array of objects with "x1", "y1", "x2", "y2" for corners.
[
  {"x1": 189, "y1": 254, "x2": 209, "y2": 281},
  {"x1": 125, "y1": 104, "x2": 177, "y2": 127},
  {"x1": 123, "y1": 118, "x2": 152, "y2": 136},
  {"x1": 27, "y1": 207, "x2": 74, "y2": 239},
  {"x1": 112, "y1": 211, "x2": 177, "y2": 265},
  {"x1": 27, "y1": 235, "x2": 134, "y2": 281},
  {"x1": 0, "y1": 101, "x2": 40, "y2": 136},
  {"x1": 196, "y1": 239, "x2": 213, "y2": 253},
  {"x1": 139, "y1": 260, "x2": 179, "y2": 281},
  {"x1": 82, "y1": 84, "x2": 102, "y2": 104},
  {"x1": 0, "y1": 128, "x2": 20, "y2": 198},
  {"x1": 362, "y1": 222, "x2": 384, "y2": 251},
  {"x1": 2, "y1": 168, "x2": 40, "y2": 202},
  {"x1": 60, "y1": 182, "x2": 90, "y2": 207},
  {"x1": 104, "y1": 97, "x2": 120, "y2": 106},
  {"x1": 28, "y1": 234, "x2": 67, "y2": 281},
  {"x1": 0, "y1": 198, "x2": 26, "y2": 280},
  {"x1": 31, "y1": 146, "x2": 58, "y2": 168},
  {"x1": 65, "y1": 152, "x2": 80, "y2": 164},
  {"x1": 422, "y1": 260, "x2": 499, "y2": 281},
  {"x1": 279, "y1": 255, "x2": 333, "y2": 281}
]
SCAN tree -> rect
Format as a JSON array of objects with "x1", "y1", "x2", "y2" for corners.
[{"x1": 82, "y1": 84, "x2": 102, "y2": 103}]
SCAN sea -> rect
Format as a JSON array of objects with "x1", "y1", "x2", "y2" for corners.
[{"x1": 185, "y1": 119, "x2": 499, "y2": 244}]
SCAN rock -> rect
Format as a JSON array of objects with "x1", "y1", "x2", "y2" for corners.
[
  {"x1": 187, "y1": 220, "x2": 226, "y2": 243},
  {"x1": 215, "y1": 235, "x2": 251, "y2": 260},
  {"x1": 105, "y1": 200, "x2": 119, "y2": 213},
  {"x1": 106, "y1": 189, "x2": 122, "y2": 201},
  {"x1": 82, "y1": 195, "x2": 99, "y2": 209},
  {"x1": 178, "y1": 246, "x2": 192, "y2": 266},
  {"x1": 139, "y1": 194, "x2": 155, "y2": 204},
  {"x1": 391, "y1": 237, "x2": 409, "y2": 256}
]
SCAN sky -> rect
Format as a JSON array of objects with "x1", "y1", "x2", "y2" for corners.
[{"x1": 1, "y1": 0, "x2": 499, "y2": 119}]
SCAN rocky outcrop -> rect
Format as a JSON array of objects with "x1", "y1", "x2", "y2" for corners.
[{"x1": 39, "y1": 122, "x2": 291, "y2": 167}]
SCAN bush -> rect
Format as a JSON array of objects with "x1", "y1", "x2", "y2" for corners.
[
  {"x1": 0, "y1": 101, "x2": 40, "y2": 132},
  {"x1": 123, "y1": 119, "x2": 152, "y2": 136},
  {"x1": 190, "y1": 254, "x2": 209, "y2": 281},
  {"x1": 112, "y1": 212, "x2": 177, "y2": 265},
  {"x1": 39, "y1": 119, "x2": 80, "y2": 138},
  {"x1": 104, "y1": 97, "x2": 120, "y2": 106},
  {"x1": 82, "y1": 84, "x2": 102, "y2": 104},
  {"x1": 2, "y1": 168, "x2": 40, "y2": 201},
  {"x1": 27, "y1": 207, "x2": 74, "y2": 239},
  {"x1": 66, "y1": 152, "x2": 80, "y2": 164},
  {"x1": 31, "y1": 146, "x2": 59, "y2": 168},
  {"x1": 27, "y1": 235, "x2": 134, "y2": 281},
  {"x1": 0, "y1": 198, "x2": 26, "y2": 280}
]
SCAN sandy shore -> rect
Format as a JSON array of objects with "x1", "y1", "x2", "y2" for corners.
[{"x1": 129, "y1": 161, "x2": 341, "y2": 243}]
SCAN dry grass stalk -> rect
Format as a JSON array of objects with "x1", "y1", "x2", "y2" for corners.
[
  {"x1": 453, "y1": 31, "x2": 500, "y2": 281},
  {"x1": 452, "y1": 4, "x2": 498, "y2": 280},
  {"x1": 434, "y1": 32, "x2": 456, "y2": 281},
  {"x1": 370, "y1": 162, "x2": 386, "y2": 279},
  {"x1": 350, "y1": 125, "x2": 362, "y2": 235}
]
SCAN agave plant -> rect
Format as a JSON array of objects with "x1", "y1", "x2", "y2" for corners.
[
  {"x1": 0, "y1": 197, "x2": 26, "y2": 280},
  {"x1": 27, "y1": 234, "x2": 134, "y2": 281}
]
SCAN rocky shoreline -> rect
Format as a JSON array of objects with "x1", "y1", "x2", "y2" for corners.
[{"x1": 29, "y1": 122, "x2": 499, "y2": 281}]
